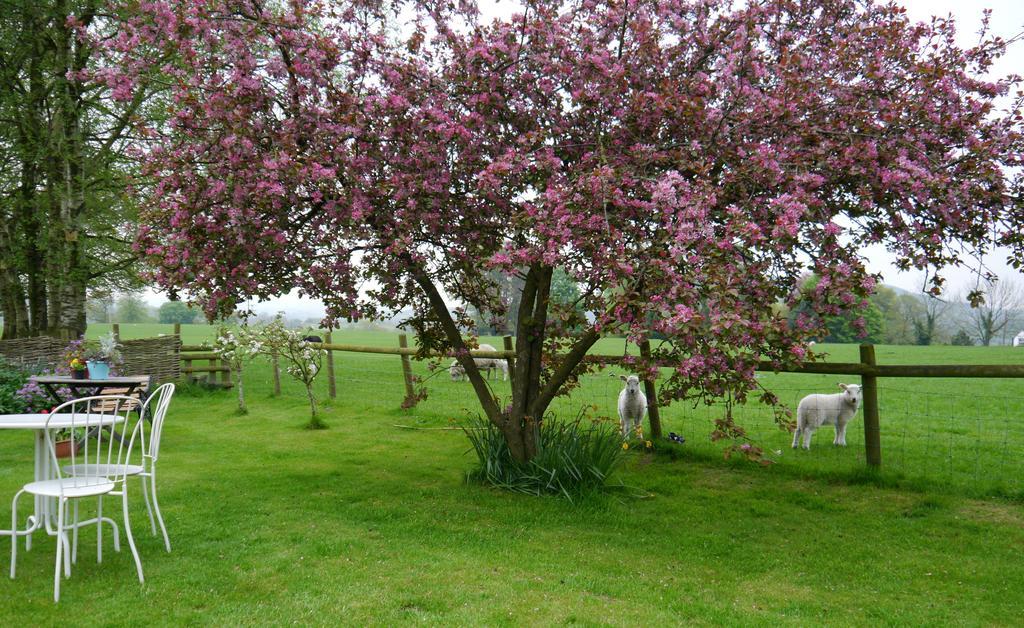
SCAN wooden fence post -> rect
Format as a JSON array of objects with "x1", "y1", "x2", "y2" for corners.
[
  {"x1": 639, "y1": 338, "x2": 663, "y2": 439},
  {"x1": 325, "y1": 330, "x2": 337, "y2": 399},
  {"x1": 111, "y1": 323, "x2": 120, "y2": 342},
  {"x1": 398, "y1": 334, "x2": 415, "y2": 405},
  {"x1": 860, "y1": 344, "x2": 881, "y2": 468},
  {"x1": 220, "y1": 357, "x2": 230, "y2": 387},
  {"x1": 503, "y1": 335, "x2": 515, "y2": 388},
  {"x1": 173, "y1": 322, "x2": 181, "y2": 337}
]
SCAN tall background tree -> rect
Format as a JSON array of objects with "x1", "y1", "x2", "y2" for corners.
[
  {"x1": 913, "y1": 293, "x2": 952, "y2": 346},
  {"x1": 157, "y1": 300, "x2": 198, "y2": 325},
  {"x1": 962, "y1": 278, "x2": 1024, "y2": 345},
  {"x1": 0, "y1": 0, "x2": 162, "y2": 338},
  {"x1": 113, "y1": 290, "x2": 153, "y2": 323},
  {"x1": 113, "y1": 0, "x2": 1024, "y2": 461}
]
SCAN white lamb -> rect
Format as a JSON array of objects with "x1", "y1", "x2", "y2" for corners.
[
  {"x1": 617, "y1": 375, "x2": 648, "y2": 439},
  {"x1": 792, "y1": 383, "x2": 862, "y2": 450},
  {"x1": 449, "y1": 343, "x2": 509, "y2": 381},
  {"x1": 449, "y1": 360, "x2": 467, "y2": 381}
]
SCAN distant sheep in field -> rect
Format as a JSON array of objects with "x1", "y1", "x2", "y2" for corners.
[
  {"x1": 448, "y1": 343, "x2": 509, "y2": 381},
  {"x1": 792, "y1": 383, "x2": 862, "y2": 450},
  {"x1": 617, "y1": 375, "x2": 648, "y2": 439},
  {"x1": 449, "y1": 360, "x2": 467, "y2": 381}
]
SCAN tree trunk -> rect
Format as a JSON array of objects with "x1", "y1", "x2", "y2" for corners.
[
  {"x1": 13, "y1": 282, "x2": 29, "y2": 337},
  {"x1": 58, "y1": 274, "x2": 87, "y2": 339},
  {"x1": 236, "y1": 368, "x2": 246, "y2": 413},
  {"x1": 415, "y1": 261, "x2": 601, "y2": 463},
  {"x1": 0, "y1": 276, "x2": 18, "y2": 339}
]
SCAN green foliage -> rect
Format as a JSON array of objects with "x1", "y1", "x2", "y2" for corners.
[
  {"x1": 463, "y1": 412, "x2": 625, "y2": 500},
  {"x1": 790, "y1": 275, "x2": 885, "y2": 343},
  {"x1": 823, "y1": 299, "x2": 885, "y2": 343},
  {"x1": 873, "y1": 287, "x2": 924, "y2": 345},
  {"x1": 0, "y1": 359, "x2": 29, "y2": 414},
  {"x1": 158, "y1": 301, "x2": 198, "y2": 324},
  {"x1": 950, "y1": 329, "x2": 974, "y2": 346}
]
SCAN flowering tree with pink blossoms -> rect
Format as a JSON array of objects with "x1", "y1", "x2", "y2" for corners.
[{"x1": 109, "y1": 1, "x2": 1022, "y2": 462}]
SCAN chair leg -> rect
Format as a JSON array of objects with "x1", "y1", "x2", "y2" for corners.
[
  {"x1": 140, "y1": 474, "x2": 156, "y2": 535},
  {"x1": 72, "y1": 501, "x2": 79, "y2": 565},
  {"x1": 122, "y1": 490, "x2": 144, "y2": 584},
  {"x1": 150, "y1": 471, "x2": 171, "y2": 552},
  {"x1": 100, "y1": 496, "x2": 107, "y2": 563},
  {"x1": 10, "y1": 490, "x2": 21, "y2": 579},
  {"x1": 54, "y1": 498, "x2": 64, "y2": 603},
  {"x1": 61, "y1": 504, "x2": 70, "y2": 579}
]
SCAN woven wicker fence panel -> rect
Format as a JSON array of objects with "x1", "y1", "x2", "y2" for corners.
[
  {"x1": 120, "y1": 336, "x2": 182, "y2": 384},
  {"x1": 0, "y1": 336, "x2": 66, "y2": 370}
]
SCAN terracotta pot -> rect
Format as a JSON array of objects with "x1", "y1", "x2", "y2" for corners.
[
  {"x1": 71, "y1": 369, "x2": 88, "y2": 380},
  {"x1": 54, "y1": 439, "x2": 77, "y2": 459}
]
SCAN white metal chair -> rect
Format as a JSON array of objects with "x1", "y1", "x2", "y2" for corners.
[
  {"x1": 66, "y1": 383, "x2": 175, "y2": 553},
  {"x1": 10, "y1": 396, "x2": 144, "y2": 602}
]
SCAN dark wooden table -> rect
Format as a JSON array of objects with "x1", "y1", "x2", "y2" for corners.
[
  {"x1": 31, "y1": 375, "x2": 152, "y2": 407},
  {"x1": 30, "y1": 375, "x2": 153, "y2": 444}
]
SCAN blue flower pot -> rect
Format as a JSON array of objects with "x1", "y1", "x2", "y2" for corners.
[{"x1": 86, "y1": 361, "x2": 110, "y2": 380}]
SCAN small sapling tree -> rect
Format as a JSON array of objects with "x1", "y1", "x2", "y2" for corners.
[
  {"x1": 213, "y1": 326, "x2": 257, "y2": 415},
  {"x1": 256, "y1": 316, "x2": 326, "y2": 429}
]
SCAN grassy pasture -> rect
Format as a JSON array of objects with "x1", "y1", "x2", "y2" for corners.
[
  {"x1": 0, "y1": 323, "x2": 1009, "y2": 623},
  {"x1": 90, "y1": 323, "x2": 1024, "y2": 496}
]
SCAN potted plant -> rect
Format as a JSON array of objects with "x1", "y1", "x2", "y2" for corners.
[
  {"x1": 69, "y1": 357, "x2": 88, "y2": 380},
  {"x1": 86, "y1": 332, "x2": 122, "y2": 380},
  {"x1": 60, "y1": 338, "x2": 89, "y2": 379},
  {"x1": 52, "y1": 428, "x2": 84, "y2": 458}
]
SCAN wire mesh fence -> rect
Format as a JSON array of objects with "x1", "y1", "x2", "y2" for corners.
[{"x1": 305, "y1": 349, "x2": 1024, "y2": 496}]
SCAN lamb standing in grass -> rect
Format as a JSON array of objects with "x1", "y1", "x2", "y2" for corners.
[
  {"x1": 449, "y1": 343, "x2": 509, "y2": 381},
  {"x1": 618, "y1": 375, "x2": 648, "y2": 439},
  {"x1": 792, "y1": 383, "x2": 862, "y2": 449},
  {"x1": 474, "y1": 343, "x2": 509, "y2": 381}
]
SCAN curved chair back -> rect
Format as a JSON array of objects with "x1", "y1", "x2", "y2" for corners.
[
  {"x1": 140, "y1": 383, "x2": 175, "y2": 463},
  {"x1": 45, "y1": 396, "x2": 141, "y2": 492}
]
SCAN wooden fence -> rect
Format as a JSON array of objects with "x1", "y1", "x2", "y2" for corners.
[
  {"x1": 292, "y1": 337, "x2": 1024, "y2": 470},
  {"x1": 169, "y1": 323, "x2": 233, "y2": 388}
]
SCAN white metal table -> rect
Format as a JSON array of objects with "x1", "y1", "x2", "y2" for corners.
[{"x1": 0, "y1": 413, "x2": 125, "y2": 546}]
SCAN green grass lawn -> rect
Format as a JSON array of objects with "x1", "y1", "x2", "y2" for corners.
[{"x1": 0, "y1": 324, "x2": 1009, "y2": 623}]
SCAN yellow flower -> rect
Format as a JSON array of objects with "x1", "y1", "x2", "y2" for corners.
[
  {"x1": 622, "y1": 442, "x2": 629, "y2": 450},
  {"x1": 645, "y1": 440, "x2": 653, "y2": 449}
]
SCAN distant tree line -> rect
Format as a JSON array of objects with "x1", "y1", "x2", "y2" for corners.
[{"x1": 788, "y1": 276, "x2": 1024, "y2": 346}]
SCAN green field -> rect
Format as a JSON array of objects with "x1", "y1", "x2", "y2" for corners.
[
  {"x1": 91, "y1": 322, "x2": 1024, "y2": 496},
  {"x1": 0, "y1": 323, "x2": 1018, "y2": 623}
]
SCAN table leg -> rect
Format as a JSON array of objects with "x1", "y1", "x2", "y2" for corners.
[
  {"x1": 36, "y1": 430, "x2": 56, "y2": 535},
  {"x1": 39, "y1": 383, "x2": 66, "y2": 408},
  {"x1": 0, "y1": 431, "x2": 46, "y2": 545}
]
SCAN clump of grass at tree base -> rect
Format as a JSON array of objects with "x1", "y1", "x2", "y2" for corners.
[{"x1": 463, "y1": 408, "x2": 626, "y2": 501}]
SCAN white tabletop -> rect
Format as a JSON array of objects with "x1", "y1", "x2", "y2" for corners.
[{"x1": 0, "y1": 414, "x2": 126, "y2": 430}]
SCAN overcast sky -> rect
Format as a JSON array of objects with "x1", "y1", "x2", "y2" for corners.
[{"x1": 146, "y1": 0, "x2": 1024, "y2": 315}]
